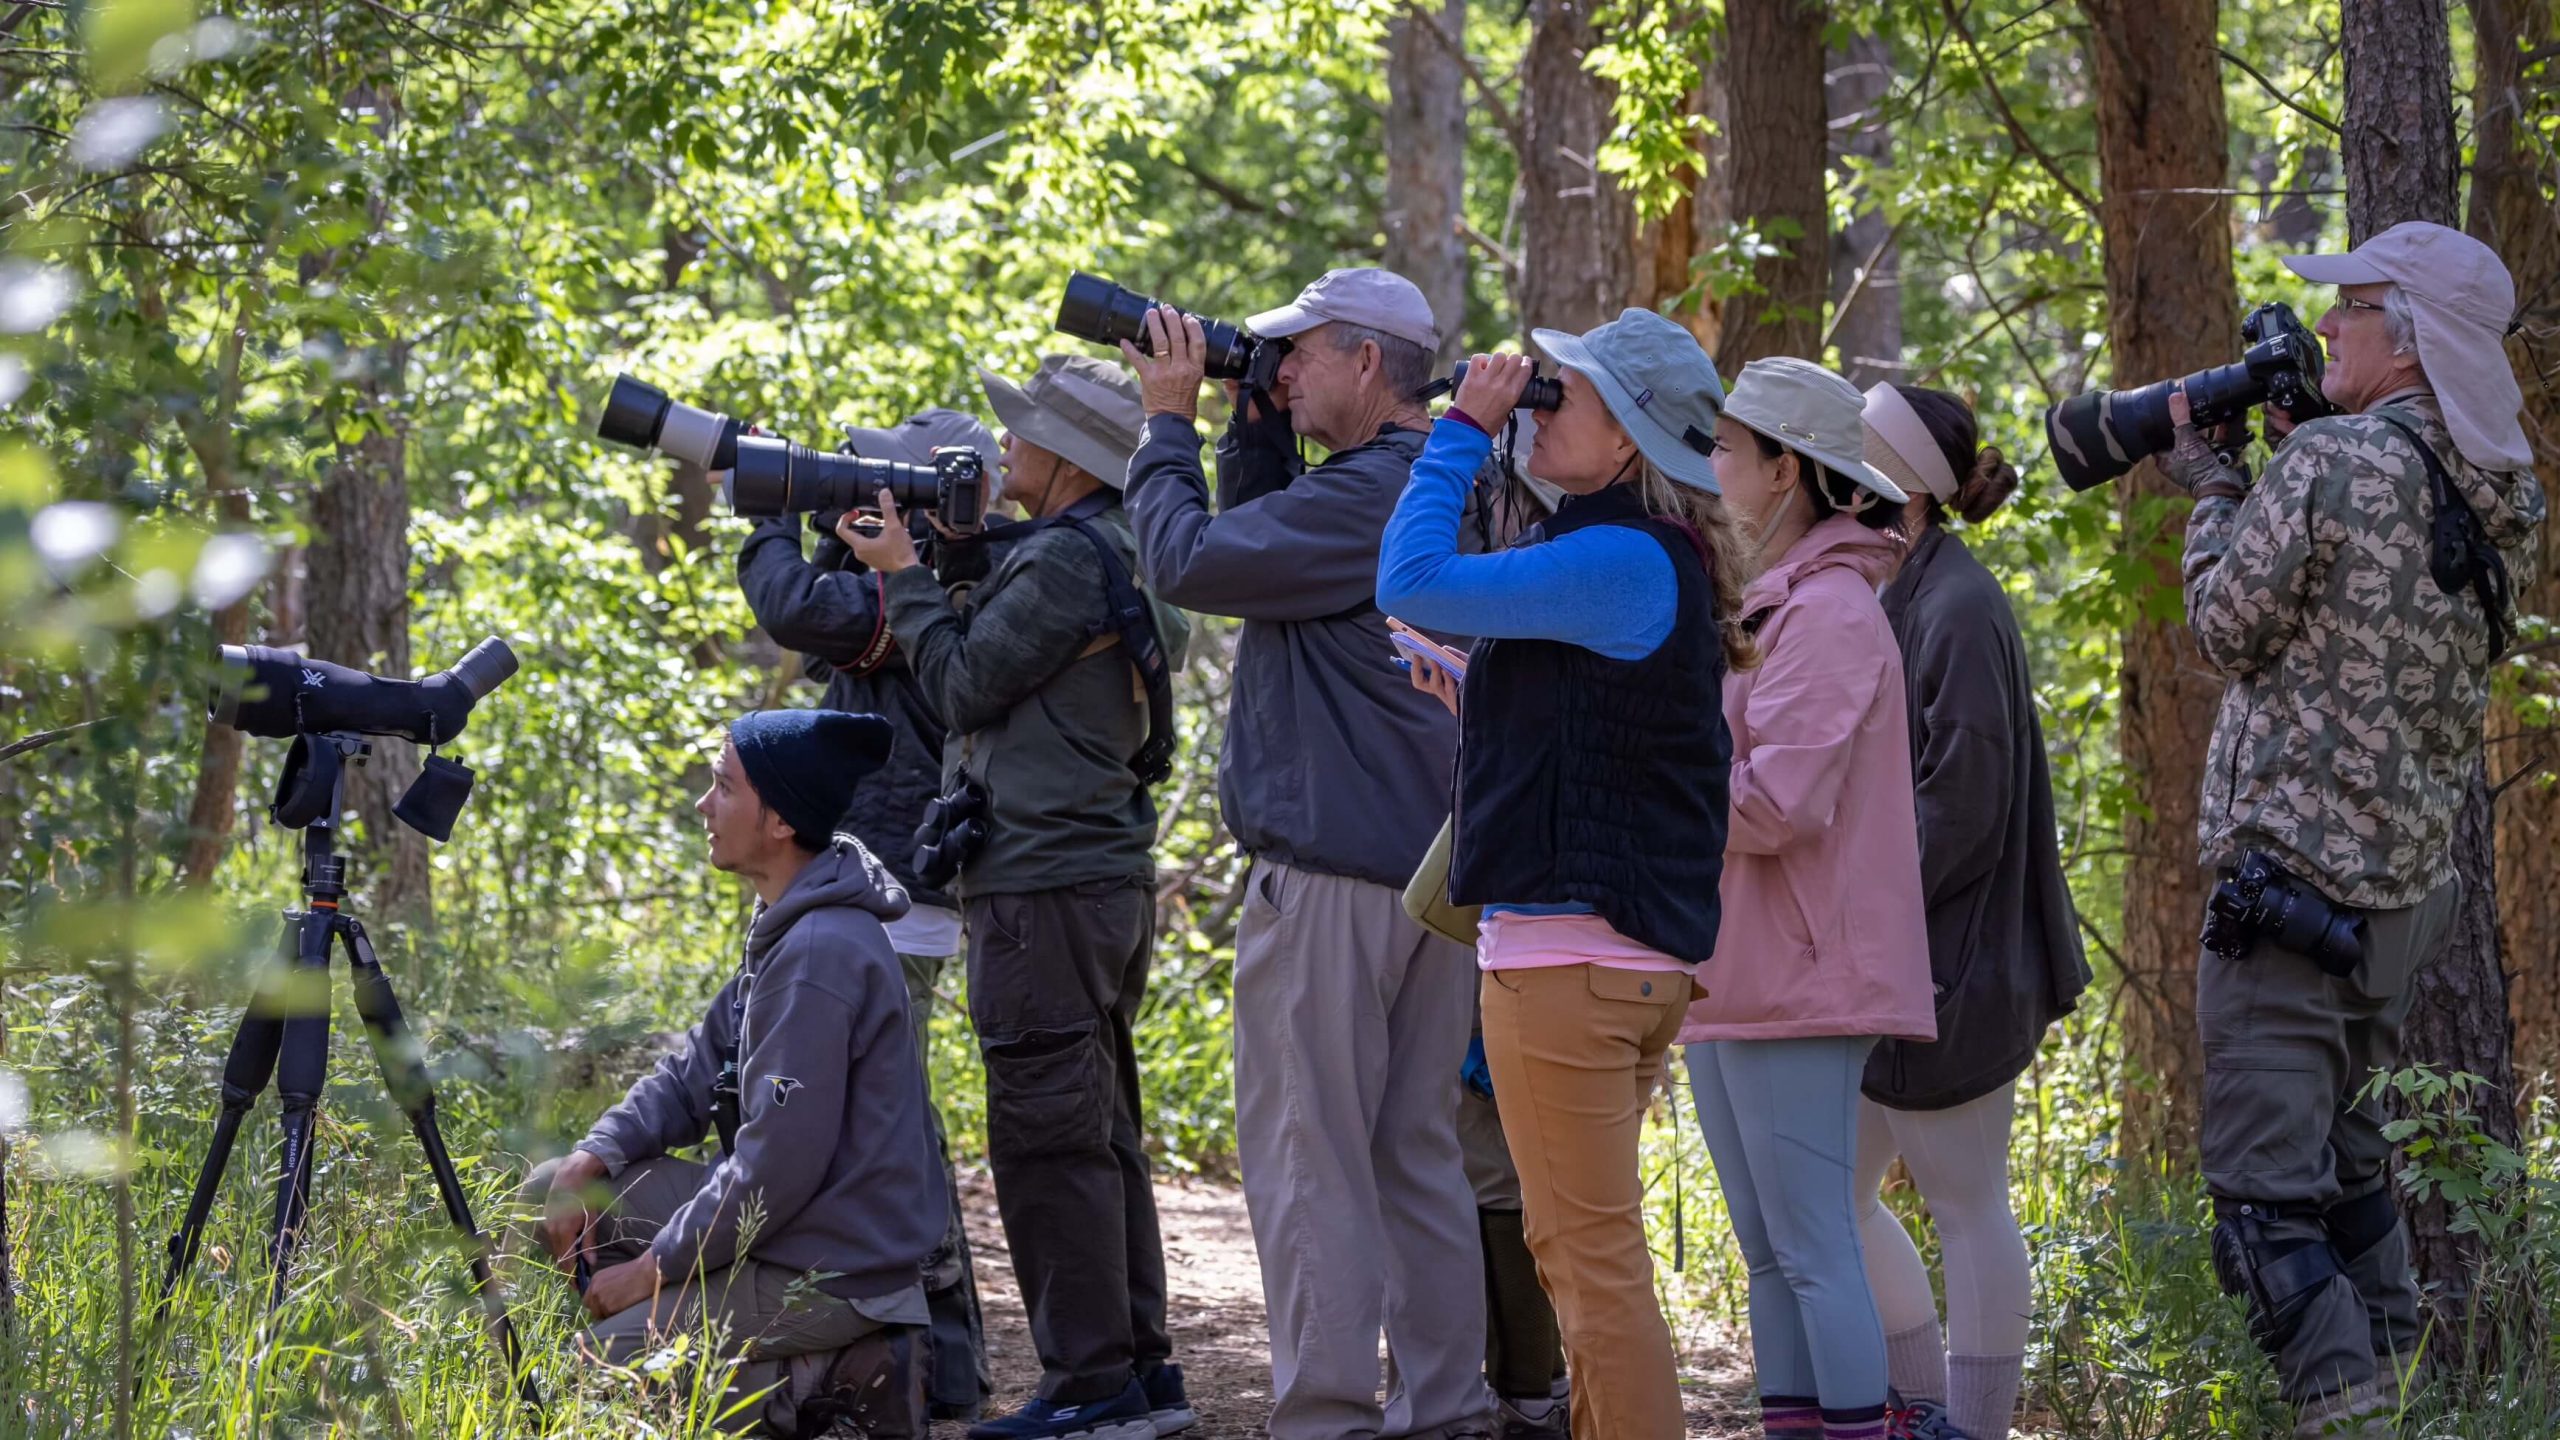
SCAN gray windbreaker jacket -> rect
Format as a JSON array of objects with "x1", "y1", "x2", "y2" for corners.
[
  {"x1": 1125, "y1": 410, "x2": 1463, "y2": 888},
  {"x1": 579, "y1": 839, "x2": 946, "y2": 1302}
]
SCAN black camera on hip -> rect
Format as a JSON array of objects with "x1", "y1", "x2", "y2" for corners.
[
  {"x1": 2202, "y1": 850, "x2": 2367, "y2": 977},
  {"x1": 2046, "y1": 302, "x2": 2339, "y2": 492},
  {"x1": 1055, "y1": 272, "x2": 1290, "y2": 395},
  {"x1": 912, "y1": 775, "x2": 990, "y2": 891},
  {"x1": 726, "y1": 435, "x2": 987, "y2": 528}
]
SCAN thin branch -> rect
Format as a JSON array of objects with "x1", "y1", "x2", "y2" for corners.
[
  {"x1": 1456, "y1": 215, "x2": 1516, "y2": 277},
  {"x1": 1939, "y1": 0, "x2": 2098, "y2": 217},
  {"x1": 1909, "y1": 285, "x2": 2068, "y2": 387},
  {"x1": 1819, "y1": 215, "x2": 1908, "y2": 351},
  {"x1": 1, "y1": 721, "x2": 104, "y2": 764},
  {"x1": 2218, "y1": 47, "x2": 2342, "y2": 135},
  {"x1": 1402, "y1": 1, "x2": 1525, "y2": 154}
]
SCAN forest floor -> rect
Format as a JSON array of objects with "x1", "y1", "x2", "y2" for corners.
[{"x1": 944, "y1": 1171, "x2": 1775, "y2": 1439}]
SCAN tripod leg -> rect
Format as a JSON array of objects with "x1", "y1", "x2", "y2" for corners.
[
  {"x1": 157, "y1": 914, "x2": 301, "y2": 1313},
  {"x1": 266, "y1": 905, "x2": 337, "y2": 1310},
  {"x1": 341, "y1": 919, "x2": 543, "y2": 1413}
]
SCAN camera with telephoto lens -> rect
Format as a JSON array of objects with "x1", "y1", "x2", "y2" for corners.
[
  {"x1": 911, "y1": 776, "x2": 990, "y2": 891},
  {"x1": 2201, "y1": 849, "x2": 2367, "y2": 977},
  {"x1": 1418, "y1": 360, "x2": 1563, "y2": 412},
  {"x1": 1055, "y1": 272, "x2": 1291, "y2": 395},
  {"x1": 2045, "y1": 301, "x2": 2339, "y2": 492},
  {"x1": 725, "y1": 435, "x2": 988, "y2": 528},
  {"x1": 596, "y1": 374, "x2": 749, "y2": 471}
]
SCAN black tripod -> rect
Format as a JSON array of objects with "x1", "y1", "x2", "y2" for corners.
[{"x1": 158, "y1": 733, "x2": 539, "y2": 1410}]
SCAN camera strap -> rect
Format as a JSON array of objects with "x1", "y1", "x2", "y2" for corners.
[
  {"x1": 1056, "y1": 515, "x2": 1178, "y2": 787},
  {"x1": 2373, "y1": 413, "x2": 2514, "y2": 657}
]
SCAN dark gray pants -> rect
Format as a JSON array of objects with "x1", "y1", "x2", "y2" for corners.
[
  {"x1": 965, "y1": 877, "x2": 1172, "y2": 1404},
  {"x1": 2198, "y1": 876, "x2": 2460, "y2": 1406},
  {"x1": 899, "y1": 947, "x2": 991, "y2": 1417}
]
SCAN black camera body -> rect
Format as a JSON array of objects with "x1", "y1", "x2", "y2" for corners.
[
  {"x1": 2046, "y1": 301, "x2": 2339, "y2": 492},
  {"x1": 912, "y1": 776, "x2": 990, "y2": 891},
  {"x1": 2201, "y1": 849, "x2": 2367, "y2": 977},
  {"x1": 1055, "y1": 272, "x2": 1291, "y2": 394},
  {"x1": 1420, "y1": 360, "x2": 1563, "y2": 413},
  {"x1": 726, "y1": 435, "x2": 988, "y2": 528}
]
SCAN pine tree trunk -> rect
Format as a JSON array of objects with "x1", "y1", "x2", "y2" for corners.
[
  {"x1": 2467, "y1": 0, "x2": 2560, "y2": 1094},
  {"x1": 1716, "y1": 0, "x2": 1830, "y2": 372},
  {"x1": 2342, "y1": 0, "x2": 2459, "y2": 229},
  {"x1": 308, "y1": 349, "x2": 431, "y2": 929},
  {"x1": 1827, "y1": 34, "x2": 1902, "y2": 385},
  {"x1": 2080, "y1": 0, "x2": 2241, "y2": 1166},
  {"x1": 1517, "y1": 0, "x2": 1635, "y2": 334},
  {"x1": 1385, "y1": 0, "x2": 1471, "y2": 368}
]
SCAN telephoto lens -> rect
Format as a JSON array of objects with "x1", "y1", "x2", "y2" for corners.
[
  {"x1": 210, "y1": 637, "x2": 520, "y2": 744},
  {"x1": 1434, "y1": 360, "x2": 1563, "y2": 412},
  {"x1": 726, "y1": 435, "x2": 988, "y2": 528},
  {"x1": 1054, "y1": 272, "x2": 1278, "y2": 386},
  {"x1": 595, "y1": 374, "x2": 746, "y2": 471},
  {"x1": 2044, "y1": 301, "x2": 2333, "y2": 491}
]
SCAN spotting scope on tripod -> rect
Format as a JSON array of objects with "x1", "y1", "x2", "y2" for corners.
[{"x1": 158, "y1": 638, "x2": 540, "y2": 1410}]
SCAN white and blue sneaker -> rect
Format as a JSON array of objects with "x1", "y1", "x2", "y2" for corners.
[
  {"x1": 1140, "y1": 1362, "x2": 1198, "y2": 1436},
  {"x1": 966, "y1": 1379, "x2": 1156, "y2": 1440}
]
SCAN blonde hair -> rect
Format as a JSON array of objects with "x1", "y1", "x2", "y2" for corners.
[{"x1": 1634, "y1": 462, "x2": 1760, "y2": 670}]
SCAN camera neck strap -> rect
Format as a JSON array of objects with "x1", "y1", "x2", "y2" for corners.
[{"x1": 2373, "y1": 412, "x2": 2514, "y2": 657}]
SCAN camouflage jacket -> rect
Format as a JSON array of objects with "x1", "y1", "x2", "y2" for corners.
[{"x1": 2179, "y1": 391, "x2": 2545, "y2": 909}]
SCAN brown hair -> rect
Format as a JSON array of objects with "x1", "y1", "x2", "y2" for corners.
[
  {"x1": 1635, "y1": 462, "x2": 1760, "y2": 670},
  {"x1": 1892, "y1": 384, "x2": 2020, "y2": 526}
]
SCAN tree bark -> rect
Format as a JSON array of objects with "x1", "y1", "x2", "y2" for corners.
[
  {"x1": 1385, "y1": 0, "x2": 1472, "y2": 367},
  {"x1": 308, "y1": 348, "x2": 431, "y2": 929},
  {"x1": 1517, "y1": 0, "x2": 1636, "y2": 335},
  {"x1": 2080, "y1": 0, "x2": 2241, "y2": 1166},
  {"x1": 1828, "y1": 34, "x2": 1902, "y2": 385},
  {"x1": 175, "y1": 597, "x2": 252, "y2": 887},
  {"x1": 2466, "y1": 0, "x2": 2560, "y2": 1095},
  {"x1": 2342, "y1": 0, "x2": 2460, "y2": 231},
  {"x1": 1716, "y1": 0, "x2": 1830, "y2": 372}
]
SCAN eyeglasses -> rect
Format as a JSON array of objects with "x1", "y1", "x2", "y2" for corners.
[{"x1": 2336, "y1": 296, "x2": 2386, "y2": 314}]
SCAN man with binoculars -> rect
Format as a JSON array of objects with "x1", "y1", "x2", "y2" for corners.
[
  {"x1": 851, "y1": 354, "x2": 1194, "y2": 1440},
  {"x1": 2161, "y1": 222, "x2": 2544, "y2": 1438}
]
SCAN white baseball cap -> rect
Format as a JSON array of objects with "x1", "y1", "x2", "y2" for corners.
[
  {"x1": 1246, "y1": 268, "x2": 1440, "y2": 351},
  {"x1": 2283, "y1": 221, "x2": 2531, "y2": 473}
]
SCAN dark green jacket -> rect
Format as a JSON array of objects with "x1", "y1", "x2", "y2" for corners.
[{"x1": 882, "y1": 497, "x2": 1190, "y2": 897}]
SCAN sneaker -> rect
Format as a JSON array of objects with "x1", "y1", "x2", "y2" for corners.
[
  {"x1": 966, "y1": 1380, "x2": 1156, "y2": 1440},
  {"x1": 1495, "y1": 1391, "x2": 1570, "y2": 1439},
  {"x1": 1888, "y1": 1395, "x2": 1977, "y2": 1440},
  {"x1": 1139, "y1": 1363, "x2": 1198, "y2": 1436},
  {"x1": 815, "y1": 1324, "x2": 929, "y2": 1440}
]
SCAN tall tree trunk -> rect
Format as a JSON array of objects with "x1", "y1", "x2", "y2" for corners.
[
  {"x1": 2342, "y1": 0, "x2": 2460, "y2": 228},
  {"x1": 1827, "y1": 34, "x2": 1902, "y2": 385},
  {"x1": 2080, "y1": 0, "x2": 2240, "y2": 1166},
  {"x1": 2467, "y1": 0, "x2": 2560, "y2": 1095},
  {"x1": 1716, "y1": 0, "x2": 1830, "y2": 372},
  {"x1": 308, "y1": 348, "x2": 431, "y2": 929},
  {"x1": 1516, "y1": 0, "x2": 1636, "y2": 335},
  {"x1": 1385, "y1": 0, "x2": 1472, "y2": 368},
  {"x1": 2342, "y1": 0, "x2": 2537, "y2": 1366}
]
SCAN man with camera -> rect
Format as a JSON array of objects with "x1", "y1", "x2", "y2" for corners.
[
  {"x1": 733, "y1": 405, "x2": 998, "y2": 1421},
  {"x1": 528, "y1": 709, "x2": 946, "y2": 1438},
  {"x1": 1120, "y1": 271, "x2": 1491, "y2": 1440},
  {"x1": 849, "y1": 354, "x2": 1193, "y2": 1440},
  {"x1": 2164, "y1": 221, "x2": 2546, "y2": 1437}
]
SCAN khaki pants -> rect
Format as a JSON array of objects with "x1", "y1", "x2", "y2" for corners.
[
  {"x1": 1480, "y1": 964, "x2": 1692, "y2": 1440},
  {"x1": 1233, "y1": 860, "x2": 1487, "y2": 1439},
  {"x1": 520, "y1": 1154, "x2": 925, "y2": 1435}
]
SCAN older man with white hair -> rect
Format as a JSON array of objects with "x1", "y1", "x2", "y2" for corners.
[{"x1": 2164, "y1": 220, "x2": 2545, "y2": 1439}]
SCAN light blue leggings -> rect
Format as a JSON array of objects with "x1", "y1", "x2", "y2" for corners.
[{"x1": 1685, "y1": 1037, "x2": 1888, "y2": 1409}]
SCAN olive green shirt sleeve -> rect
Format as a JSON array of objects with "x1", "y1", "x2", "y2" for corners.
[{"x1": 882, "y1": 531, "x2": 1107, "y2": 737}]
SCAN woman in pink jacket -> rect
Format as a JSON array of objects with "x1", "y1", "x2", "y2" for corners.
[{"x1": 1682, "y1": 357, "x2": 1936, "y2": 1440}]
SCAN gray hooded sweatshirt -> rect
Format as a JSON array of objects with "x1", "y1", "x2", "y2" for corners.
[{"x1": 579, "y1": 839, "x2": 947, "y2": 1302}]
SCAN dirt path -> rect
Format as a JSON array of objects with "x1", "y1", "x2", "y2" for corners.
[{"x1": 942, "y1": 1170, "x2": 1769, "y2": 1438}]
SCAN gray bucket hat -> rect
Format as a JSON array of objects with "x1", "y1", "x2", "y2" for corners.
[
  {"x1": 1529, "y1": 308, "x2": 1727, "y2": 491},
  {"x1": 976, "y1": 354, "x2": 1147, "y2": 490},
  {"x1": 1723, "y1": 356, "x2": 1907, "y2": 504},
  {"x1": 840, "y1": 407, "x2": 997, "y2": 472}
]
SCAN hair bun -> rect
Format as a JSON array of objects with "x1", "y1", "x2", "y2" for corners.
[{"x1": 1954, "y1": 444, "x2": 2021, "y2": 525}]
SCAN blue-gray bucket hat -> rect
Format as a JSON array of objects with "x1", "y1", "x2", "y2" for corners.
[{"x1": 1529, "y1": 308, "x2": 1726, "y2": 491}]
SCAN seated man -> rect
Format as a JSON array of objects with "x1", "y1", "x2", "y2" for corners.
[{"x1": 526, "y1": 708, "x2": 947, "y2": 1439}]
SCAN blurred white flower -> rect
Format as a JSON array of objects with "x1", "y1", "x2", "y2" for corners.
[
  {"x1": 192, "y1": 16, "x2": 247, "y2": 60},
  {"x1": 43, "y1": 1128, "x2": 126, "y2": 1180},
  {"x1": 0, "y1": 1066, "x2": 25, "y2": 1132},
  {"x1": 191, "y1": 531, "x2": 270, "y2": 610},
  {"x1": 0, "y1": 263, "x2": 75, "y2": 333},
  {"x1": 31, "y1": 501, "x2": 120, "y2": 576},
  {"x1": 70, "y1": 97, "x2": 169, "y2": 171},
  {"x1": 135, "y1": 567, "x2": 183, "y2": 617},
  {"x1": 0, "y1": 354, "x2": 26, "y2": 407}
]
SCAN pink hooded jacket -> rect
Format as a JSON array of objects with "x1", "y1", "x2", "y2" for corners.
[{"x1": 1678, "y1": 516, "x2": 1937, "y2": 1044}]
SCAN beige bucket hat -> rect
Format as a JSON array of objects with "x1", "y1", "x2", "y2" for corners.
[
  {"x1": 1723, "y1": 357, "x2": 1907, "y2": 504},
  {"x1": 977, "y1": 354, "x2": 1147, "y2": 489}
]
